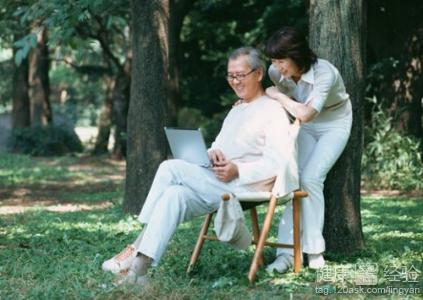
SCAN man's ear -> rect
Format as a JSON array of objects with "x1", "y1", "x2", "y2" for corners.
[{"x1": 257, "y1": 68, "x2": 264, "y2": 82}]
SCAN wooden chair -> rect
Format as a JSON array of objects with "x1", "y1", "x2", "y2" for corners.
[{"x1": 186, "y1": 190, "x2": 308, "y2": 285}]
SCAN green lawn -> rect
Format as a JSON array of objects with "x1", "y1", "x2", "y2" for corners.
[{"x1": 0, "y1": 154, "x2": 421, "y2": 299}]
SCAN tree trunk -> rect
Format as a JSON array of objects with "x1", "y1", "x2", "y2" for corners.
[
  {"x1": 93, "y1": 76, "x2": 114, "y2": 155},
  {"x1": 388, "y1": 30, "x2": 423, "y2": 140},
  {"x1": 167, "y1": 0, "x2": 195, "y2": 126},
  {"x1": 111, "y1": 55, "x2": 131, "y2": 159},
  {"x1": 12, "y1": 35, "x2": 30, "y2": 129},
  {"x1": 124, "y1": 0, "x2": 170, "y2": 214},
  {"x1": 309, "y1": 0, "x2": 365, "y2": 254},
  {"x1": 28, "y1": 25, "x2": 52, "y2": 126}
]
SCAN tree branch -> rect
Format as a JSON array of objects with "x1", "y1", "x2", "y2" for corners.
[
  {"x1": 59, "y1": 57, "x2": 110, "y2": 76},
  {"x1": 89, "y1": 10, "x2": 124, "y2": 73}
]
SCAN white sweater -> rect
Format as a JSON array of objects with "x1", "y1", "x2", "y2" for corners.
[{"x1": 210, "y1": 96, "x2": 299, "y2": 195}]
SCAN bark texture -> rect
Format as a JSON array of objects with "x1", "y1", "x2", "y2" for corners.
[
  {"x1": 12, "y1": 34, "x2": 30, "y2": 129},
  {"x1": 111, "y1": 54, "x2": 131, "y2": 159},
  {"x1": 167, "y1": 0, "x2": 195, "y2": 125},
  {"x1": 309, "y1": 0, "x2": 365, "y2": 254},
  {"x1": 28, "y1": 26, "x2": 51, "y2": 126},
  {"x1": 124, "y1": 0, "x2": 170, "y2": 213},
  {"x1": 93, "y1": 76, "x2": 114, "y2": 154}
]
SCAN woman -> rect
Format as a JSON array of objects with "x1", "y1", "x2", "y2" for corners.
[{"x1": 264, "y1": 27, "x2": 353, "y2": 272}]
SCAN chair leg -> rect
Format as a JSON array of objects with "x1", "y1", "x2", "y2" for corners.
[
  {"x1": 187, "y1": 213, "x2": 213, "y2": 273},
  {"x1": 250, "y1": 208, "x2": 263, "y2": 266},
  {"x1": 293, "y1": 196, "x2": 301, "y2": 273},
  {"x1": 248, "y1": 195, "x2": 278, "y2": 285}
]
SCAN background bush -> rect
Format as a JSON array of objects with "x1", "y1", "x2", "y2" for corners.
[
  {"x1": 362, "y1": 99, "x2": 423, "y2": 191},
  {"x1": 7, "y1": 125, "x2": 83, "y2": 156}
]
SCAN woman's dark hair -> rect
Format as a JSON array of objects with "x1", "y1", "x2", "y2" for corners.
[{"x1": 265, "y1": 27, "x2": 317, "y2": 73}]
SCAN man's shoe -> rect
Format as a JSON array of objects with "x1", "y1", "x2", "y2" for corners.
[
  {"x1": 266, "y1": 253, "x2": 294, "y2": 273},
  {"x1": 102, "y1": 244, "x2": 137, "y2": 274},
  {"x1": 308, "y1": 253, "x2": 325, "y2": 269}
]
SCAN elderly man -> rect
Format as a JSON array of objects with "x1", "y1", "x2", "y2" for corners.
[{"x1": 102, "y1": 47, "x2": 298, "y2": 284}]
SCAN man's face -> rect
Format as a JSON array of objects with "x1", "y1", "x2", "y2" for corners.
[
  {"x1": 227, "y1": 56, "x2": 261, "y2": 101},
  {"x1": 271, "y1": 58, "x2": 301, "y2": 79}
]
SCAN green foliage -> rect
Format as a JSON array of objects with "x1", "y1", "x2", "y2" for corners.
[
  {"x1": 176, "y1": 107, "x2": 208, "y2": 129},
  {"x1": 50, "y1": 63, "x2": 104, "y2": 126},
  {"x1": 7, "y1": 125, "x2": 83, "y2": 156},
  {"x1": 365, "y1": 57, "x2": 400, "y2": 97},
  {"x1": 362, "y1": 98, "x2": 423, "y2": 191},
  {"x1": 179, "y1": 0, "x2": 307, "y2": 116},
  {"x1": 13, "y1": 33, "x2": 37, "y2": 66},
  {"x1": 174, "y1": 0, "x2": 308, "y2": 145},
  {"x1": 177, "y1": 107, "x2": 227, "y2": 145},
  {"x1": 12, "y1": 0, "x2": 130, "y2": 62}
]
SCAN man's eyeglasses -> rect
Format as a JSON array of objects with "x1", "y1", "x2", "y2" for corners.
[{"x1": 226, "y1": 69, "x2": 256, "y2": 82}]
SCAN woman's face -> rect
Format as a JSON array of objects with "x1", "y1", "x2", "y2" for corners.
[
  {"x1": 271, "y1": 58, "x2": 302, "y2": 80},
  {"x1": 227, "y1": 55, "x2": 262, "y2": 101}
]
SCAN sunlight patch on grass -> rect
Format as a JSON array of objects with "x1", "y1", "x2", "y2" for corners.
[{"x1": 0, "y1": 154, "x2": 86, "y2": 186}]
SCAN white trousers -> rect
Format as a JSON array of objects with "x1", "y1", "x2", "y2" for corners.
[
  {"x1": 136, "y1": 159, "x2": 252, "y2": 264},
  {"x1": 277, "y1": 107, "x2": 352, "y2": 256}
]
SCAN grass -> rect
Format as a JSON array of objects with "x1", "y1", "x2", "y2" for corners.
[{"x1": 0, "y1": 153, "x2": 422, "y2": 299}]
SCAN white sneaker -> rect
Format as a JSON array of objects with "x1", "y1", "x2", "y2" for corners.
[
  {"x1": 308, "y1": 253, "x2": 325, "y2": 269},
  {"x1": 266, "y1": 254, "x2": 294, "y2": 273},
  {"x1": 102, "y1": 244, "x2": 137, "y2": 274}
]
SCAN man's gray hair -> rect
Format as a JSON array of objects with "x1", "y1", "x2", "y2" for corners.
[{"x1": 228, "y1": 47, "x2": 266, "y2": 73}]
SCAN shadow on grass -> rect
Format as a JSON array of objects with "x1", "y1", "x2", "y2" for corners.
[
  {"x1": 0, "y1": 153, "x2": 124, "y2": 188},
  {"x1": 0, "y1": 204, "x2": 309, "y2": 299}
]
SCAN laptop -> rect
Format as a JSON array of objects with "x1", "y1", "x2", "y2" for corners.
[{"x1": 164, "y1": 127, "x2": 211, "y2": 167}]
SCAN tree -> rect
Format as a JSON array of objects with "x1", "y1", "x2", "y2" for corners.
[
  {"x1": 28, "y1": 25, "x2": 52, "y2": 126},
  {"x1": 70, "y1": 4, "x2": 132, "y2": 158},
  {"x1": 110, "y1": 53, "x2": 131, "y2": 159},
  {"x1": 123, "y1": 0, "x2": 170, "y2": 213},
  {"x1": 309, "y1": 0, "x2": 366, "y2": 253},
  {"x1": 12, "y1": 0, "x2": 132, "y2": 157},
  {"x1": 167, "y1": 0, "x2": 195, "y2": 125},
  {"x1": 12, "y1": 33, "x2": 30, "y2": 129},
  {"x1": 93, "y1": 76, "x2": 114, "y2": 154},
  {"x1": 1, "y1": 0, "x2": 51, "y2": 129}
]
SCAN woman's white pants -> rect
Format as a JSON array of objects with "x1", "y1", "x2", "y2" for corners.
[
  {"x1": 136, "y1": 159, "x2": 251, "y2": 264},
  {"x1": 277, "y1": 109, "x2": 352, "y2": 256}
]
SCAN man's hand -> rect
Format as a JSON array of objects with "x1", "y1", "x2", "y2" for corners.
[
  {"x1": 265, "y1": 86, "x2": 283, "y2": 100},
  {"x1": 212, "y1": 160, "x2": 239, "y2": 182},
  {"x1": 208, "y1": 149, "x2": 226, "y2": 165}
]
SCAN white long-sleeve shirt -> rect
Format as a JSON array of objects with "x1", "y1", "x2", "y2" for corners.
[
  {"x1": 268, "y1": 59, "x2": 351, "y2": 123},
  {"x1": 210, "y1": 95, "x2": 299, "y2": 195}
]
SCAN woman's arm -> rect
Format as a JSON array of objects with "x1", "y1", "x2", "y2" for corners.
[{"x1": 266, "y1": 86, "x2": 318, "y2": 123}]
